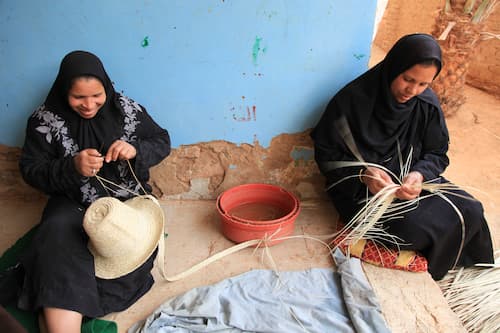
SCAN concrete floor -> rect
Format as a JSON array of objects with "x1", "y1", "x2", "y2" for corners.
[{"x1": 0, "y1": 198, "x2": 466, "y2": 333}]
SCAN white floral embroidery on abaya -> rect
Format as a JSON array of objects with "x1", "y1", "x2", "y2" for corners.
[
  {"x1": 33, "y1": 106, "x2": 79, "y2": 156},
  {"x1": 32, "y1": 95, "x2": 144, "y2": 204}
]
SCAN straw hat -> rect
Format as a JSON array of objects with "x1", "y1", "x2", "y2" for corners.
[{"x1": 83, "y1": 195, "x2": 165, "y2": 279}]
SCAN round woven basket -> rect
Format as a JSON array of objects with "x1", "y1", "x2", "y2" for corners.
[{"x1": 216, "y1": 183, "x2": 300, "y2": 246}]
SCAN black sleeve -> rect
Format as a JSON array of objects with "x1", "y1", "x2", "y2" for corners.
[
  {"x1": 19, "y1": 112, "x2": 83, "y2": 196},
  {"x1": 311, "y1": 98, "x2": 366, "y2": 196},
  {"x1": 411, "y1": 106, "x2": 449, "y2": 181},
  {"x1": 129, "y1": 105, "x2": 171, "y2": 181}
]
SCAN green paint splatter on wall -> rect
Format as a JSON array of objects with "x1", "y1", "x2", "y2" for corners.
[
  {"x1": 141, "y1": 36, "x2": 149, "y2": 48},
  {"x1": 252, "y1": 36, "x2": 263, "y2": 66}
]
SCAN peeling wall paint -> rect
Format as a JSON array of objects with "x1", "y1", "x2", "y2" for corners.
[{"x1": 149, "y1": 130, "x2": 324, "y2": 200}]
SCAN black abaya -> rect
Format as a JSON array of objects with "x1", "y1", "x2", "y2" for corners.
[
  {"x1": 18, "y1": 51, "x2": 171, "y2": 316},
  {"x1": 311, "y1": 34, "x2": 494, "y2": 280}
]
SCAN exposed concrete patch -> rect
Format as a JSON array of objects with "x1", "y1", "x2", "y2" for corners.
[
  {"x1": 150, "y1": 129, "x2": 324, "y2": 201},
  {"x1": 363, "y1": 264, "x2": 466, "y2": 333}
]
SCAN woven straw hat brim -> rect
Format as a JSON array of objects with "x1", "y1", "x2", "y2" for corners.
[{"x1": 86, "y1": 196, "x2": 165, "y2": 279}]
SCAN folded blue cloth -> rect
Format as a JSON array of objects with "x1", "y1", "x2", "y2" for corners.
[{"x1": 129, "y1": 249, "x2": 390, "y2": 333}]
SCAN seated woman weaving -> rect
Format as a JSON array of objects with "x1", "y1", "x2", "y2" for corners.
[
  {"x1": 17, "y1": 50, "x2": 170, "y2": 332},
  {"x1": 311, "y1": 33, "x2": 494, "y2": 280}
]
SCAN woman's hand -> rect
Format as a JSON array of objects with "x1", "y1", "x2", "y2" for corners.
[
  {"x1": 396, "y1": 171, "x2": 423, "y2": 200},
  {"x1": 361, "y1": 167, "x2": 395, "y2": 195},
  {"x1": 361, "y1": 167, "x2": 423, "y2": 200},
  {"x1": 104, "y1": 140, "x2": 137, "y2": 163},
  {"x1": 74, "y1": 149, "x2": 104, "y2": 177}
]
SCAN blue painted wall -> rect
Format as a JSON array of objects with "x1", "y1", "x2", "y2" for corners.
[{"x1": 0, "y1": 1, "x2": 377, "y2": 148}]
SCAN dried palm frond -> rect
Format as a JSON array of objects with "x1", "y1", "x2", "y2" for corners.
[
  {"x1": 326, "y1": 159, "x2": 474, "y2": 271},
  {"x1": 471, "y1": 0, "x2": 498, "y2": 23},
  {"x1": 324, "y1": 118, "x2": 480, "y2": 270},
  {"x1": 332, "y1": 183, "x2": 402, "y2": 249},
  {"x1": 325, "y1": 161, "x2": 400, "y2": 192},
  {"x1": 164, "y1": 231, "x2": 335, "y2": 282},
  {"x1": 438, "y1": 250, "x2": 500, "y2": 333}
]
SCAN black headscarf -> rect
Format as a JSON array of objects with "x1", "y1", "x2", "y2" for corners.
[
  {"x1": 312, "y1": 33, "x2": 443, "y2": 163},
  {"x1": 45, "y1": 50, "x2": 122, "y2": 151}
]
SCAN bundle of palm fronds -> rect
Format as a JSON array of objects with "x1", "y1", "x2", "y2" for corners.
[
  {"x1": 325, "y1": 118, "x2": 486, "y2": 273},
  {"x1": 328, "y1": 158, "x2": 470, "y2": 264},
  {"x1": 438, "y1": 250, "x2": 500, "y2": 333}
]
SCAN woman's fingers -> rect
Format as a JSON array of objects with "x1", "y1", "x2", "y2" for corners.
[
  {"x1": 74, "y1": 149, "x2": 104, "y2": 176},
  {"x1": 105, "y1": 140, "x2": 137, "y2": 162}
]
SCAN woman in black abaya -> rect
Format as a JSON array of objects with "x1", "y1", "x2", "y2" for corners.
[
  {"x1": 311, "y1": 33, "x2": 494, "y2": 280},
  {"x1": 17, "y1": 51, "x2": 171, "y2": 332}
]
